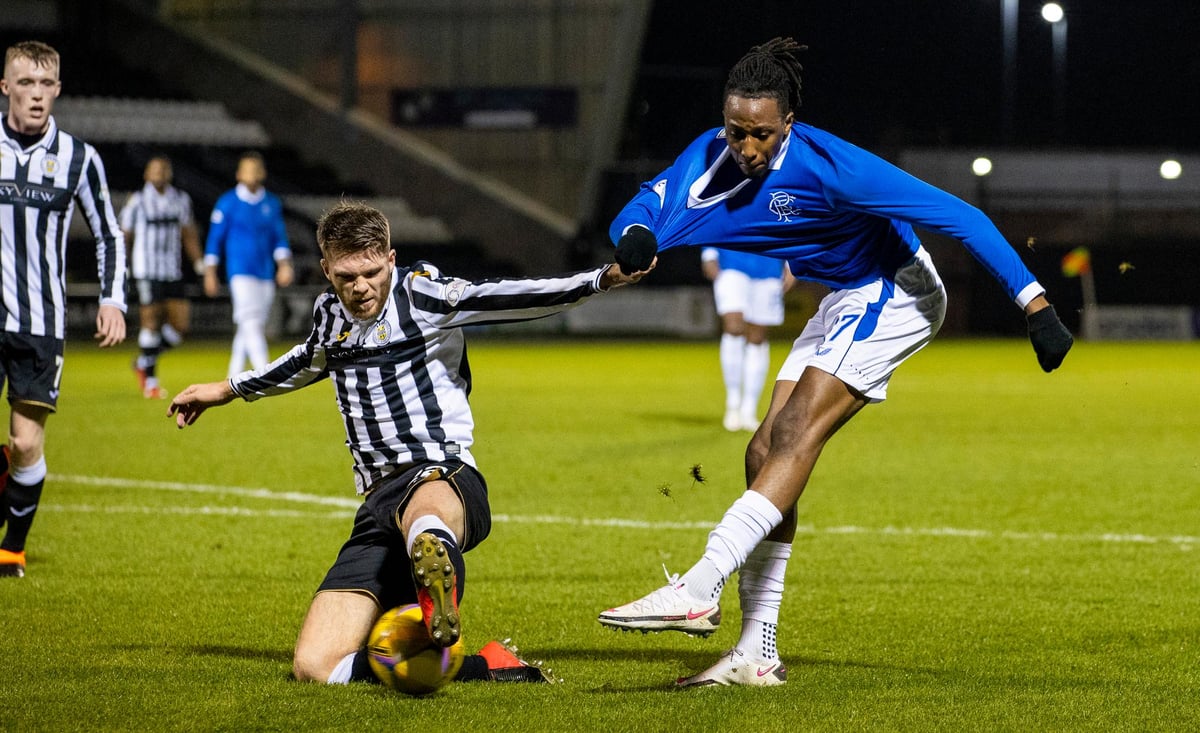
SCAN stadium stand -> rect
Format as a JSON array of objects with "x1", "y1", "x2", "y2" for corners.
[{"x1": 2, "y1": 29, "x2": 510, "y2": 339}]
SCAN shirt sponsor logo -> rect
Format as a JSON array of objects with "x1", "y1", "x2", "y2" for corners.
[{"x1": 0, "y1": 181, "x2": 67, "y2": 207}]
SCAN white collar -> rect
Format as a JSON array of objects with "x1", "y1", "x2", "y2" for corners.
[
  {"x1": 235, "y1": 183, "x2": 266, "y2": 204},
  {"x1": 687, "y1": 129, "x2": 792, "y2": 209}
]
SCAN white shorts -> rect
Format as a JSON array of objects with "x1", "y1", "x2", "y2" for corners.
[
  {"x1": 228, "y1": 274, "x2": 276, "y2": 325},
  {"x1": 777, "y1": 247, "x2": 946, "y2": 402},
  {"x1": 712, "y1": 270, "x2": 785, "y2": 326}
]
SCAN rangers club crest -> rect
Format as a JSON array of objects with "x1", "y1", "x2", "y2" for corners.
[{"x1": 768, "y1": 191, "x2": 802, "y2": 222}]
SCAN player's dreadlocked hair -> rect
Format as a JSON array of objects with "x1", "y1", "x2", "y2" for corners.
[{"x1": 723, "y1": 37, "x2": 807, "y2": 115}]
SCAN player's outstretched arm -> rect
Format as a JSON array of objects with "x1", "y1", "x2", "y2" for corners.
[
  {"x1": 168, "y1": 380, "x2": 237, "y2": 429},
  {"x1": 600, "y1": 259, "x2": 657, "y2": 290},
  {"x1": 1024, "y1": 295, "x2": 1073, "y2": 372}
]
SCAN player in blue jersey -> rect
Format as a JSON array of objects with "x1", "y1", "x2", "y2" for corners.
[
  {"x1": 598, "y1": 38, "x2": 1073, "y2": 687},
  {"x1": 203, "y1": 151, "x2": 294, "y2": 378},
  {"x1": 700, "y1": 247, "x2": 792, "y2": 432}
]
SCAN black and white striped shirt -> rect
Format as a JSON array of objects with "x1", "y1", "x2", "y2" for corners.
[
  {"x1": 119, "y1": 182, "x2": 194, "y2": 281},
  {"x1": 231, "y1": 261, "x2": 610, "y2": 494},
  {"x1": 0, "y1": 116, "x2": 126, "y2": 338}
]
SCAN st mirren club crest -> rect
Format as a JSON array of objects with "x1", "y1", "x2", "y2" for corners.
[
  {"x1": 373, "y1": 319, "x2": 391, "y2": 344},
  {"x1": 41, "y1": 154, "x2": 60, "y2": 177}
]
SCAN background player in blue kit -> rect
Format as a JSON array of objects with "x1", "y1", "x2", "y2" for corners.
[
  {"x1": 599, "y1": 38, "x2": 1073, "y2": 687},
  {"x1": 204, "y1": 151, "x2": 293, "y2": 378},
  {"x1": 700, "y1": 247, "x2": 792, "y2": 432}
]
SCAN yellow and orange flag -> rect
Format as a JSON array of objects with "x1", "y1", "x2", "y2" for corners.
[{"x1": 1061, "y1": 247, "x2": 1092, "y2": 277}]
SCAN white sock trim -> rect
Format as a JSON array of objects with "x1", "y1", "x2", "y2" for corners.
[
  {"x1": 11, "y1": 455, "x2": 47, "y2": 484},
  {"x1": 327, "y1": 652, "x2": 357, "y2": 684},
  {"x1": 405, "y1": 515, "x2": 457, "y2": 556}
]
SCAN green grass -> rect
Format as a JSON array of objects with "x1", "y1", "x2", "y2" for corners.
[{"x1": 2, "y1": 337, "x2": 1198, "y2": 731}]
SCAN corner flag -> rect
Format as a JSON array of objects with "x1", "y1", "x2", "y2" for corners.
[{"x1": 1061, "y1": 247, "x2": 1091, "y2": 277}]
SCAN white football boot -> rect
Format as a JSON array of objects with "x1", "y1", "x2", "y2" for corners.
[
  {"x1": 598, "y1": 568, "x2": 721, "y2": 637},
  {"x1": 676, "y1": 648, "x2": 787, "y2": 688}
]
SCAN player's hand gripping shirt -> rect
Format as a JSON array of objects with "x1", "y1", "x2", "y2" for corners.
[
  {"x1": 230, "y1": 262, "x2": 610, "y2": 494},
  {"x1": 612, "y1": 123, "x2": 1043, "y2": 307}
]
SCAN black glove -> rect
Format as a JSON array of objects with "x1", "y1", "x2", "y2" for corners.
[
  {"x1": 614, "y1": 227, "x2": 657, "y2": 275},
  {"x1": 1027, "y1": 305, "x2": 1073, "y2": 372}
]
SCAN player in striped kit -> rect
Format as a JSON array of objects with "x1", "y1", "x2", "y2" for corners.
[
  {"x1": 598, "y1": 38, "x2": 1073, "y2": 686},
  {"x1": 168, "y1": 201, "x2": 653, "y2": 685},
  {"x1": 119, "y1": 155, "x2": 203, "y2": 398},
  {"x1": 701, "y1": 247, "x2": 792, "y2": 432},
  {"x1": 0, "y1": 41, "x2": 127, "y2": 578}
]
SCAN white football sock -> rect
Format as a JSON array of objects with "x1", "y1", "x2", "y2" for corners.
[
  {"x1": 228, "y1": 330, "x2": 247, "y2": 378},
  {"x1": 327, "y1": 651, "x2": 356, "y2": 684},
  {"x1": 161, "y1": 323, "x2": 183, "y2": 347},
  {"x1": 737, "y1": 540, "x2": 791, "y2": 660},
  {"x1": 406, "y1": 515, "x2": 458, "y2": 556},
  {"x1": 241, "y1": 319, "x2": 270, "y2": 371},
  {"x1": 681, "y1": 491, "x2": 783, "y2": 602},
  {"x1": 719, "y1": 333, "x2": 746, "y2": 411},
  {"x1": 740, "y1": 341, "x2": 770, "y2": 422}
]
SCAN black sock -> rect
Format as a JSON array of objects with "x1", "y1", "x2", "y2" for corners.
[
  {"x1": 139, "y1": 347, "x2": 161, "y2": 378},
  {"x1": 1, "y1": 476, "x2": 44, "y2": 552},
  {"x1": 350, "y1": 649, "x2": 379, "y2": 684},
  {"x1": 454, "y1": 654, "x2": 488, "y2": 682}
]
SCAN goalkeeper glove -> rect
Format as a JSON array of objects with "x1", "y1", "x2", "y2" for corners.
[
  {"x1": 1027, "y1": 305, "x2": 1073, "y2": 372},
  {"x1": 615, "y1": 227, "x2": 657, "y2": 275}
]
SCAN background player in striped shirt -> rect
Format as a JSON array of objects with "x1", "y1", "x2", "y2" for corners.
[
  {"x1": 168, "y1": 201, "x2": 653, "y2": 686},
  {"x1": 701, "y1": 247, "x2": 792, "y2": 432},
  {"x1": 0, "y1": 41, "x2": 127, "y2": 578},
  {"x1": 599, "y1": 38, "x2": 1073, "y2": 686},
  {"x1": 203, "y1": 151, "x2": 293, "y2": 378},
  {"x1": 120, "y1": 155, "x2": 203, "y2": 399}
]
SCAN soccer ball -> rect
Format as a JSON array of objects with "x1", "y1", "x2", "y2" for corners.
[{"x1": 367, "y1": 604, "x2": 465, "y2": 695}]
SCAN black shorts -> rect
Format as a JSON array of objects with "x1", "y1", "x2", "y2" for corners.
[
  {"x1": 135, "y1": 279, "x2": 187, "y2": 306},
  {"x1": 315, "y1": 461, "x2": 492, "y2": 609},
  {"x1": 0, "y1": 331, "x2": 65, "y2": 411}
]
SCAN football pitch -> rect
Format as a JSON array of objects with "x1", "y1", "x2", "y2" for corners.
[{"x1": 1, "y1": 336, "x2": 1197, "y2": 731}]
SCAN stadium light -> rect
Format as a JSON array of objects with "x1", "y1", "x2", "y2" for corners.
[
  {"x1": 1160, "y1": 159, "x2": 1183, "y2": 180},
  {"x1": 1001, "y1": 0, "x2": 1018, "y2": 143},
  {"x1": 1041, "y1": 2, "x2": 1064, "y2": 22},
  {"x1": 1041, "y1": 3, "x2": 1068, "y2": 141},
  {"x1": 972, "y1": 157, "x2": 994, "y2": 176}
]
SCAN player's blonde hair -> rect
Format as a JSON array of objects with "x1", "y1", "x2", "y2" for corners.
[
  {"x1": 317, "y1": 201, "x2": 392, "y2": 260},
  {"x1": 5, "y1": 40, "x2": 60, "y2": 76}
]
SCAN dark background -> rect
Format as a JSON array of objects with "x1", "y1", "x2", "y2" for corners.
[{"x1": 625, "y1": 0, "x2": 1200, "y2": 157}]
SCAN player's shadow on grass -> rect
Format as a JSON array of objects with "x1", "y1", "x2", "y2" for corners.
[
  {"x1": 114, "y1": 642, "x2": 292, "y2": 663},
  {"x1": 546, "y1": 645, "x2": 948, "y2": 692},
  {"x1": 637, "y1": 410, "x2": 719, "y2": 428}
]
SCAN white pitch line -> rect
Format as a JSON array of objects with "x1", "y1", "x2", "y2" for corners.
[
  {"x1": 49, "y1": 473, "x2": 360, "y2": 508},
  {"x1": 47, "y1": 473, "x2": 1197, "y2": 549}
]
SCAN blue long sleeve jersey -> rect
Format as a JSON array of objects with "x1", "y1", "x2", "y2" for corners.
[
  {"x1": 204, "y1": 186, "x2": 290, "y2": 279},
  {"x1": 611, "y1": 123, "x2": 1043, "y2": 307}
]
